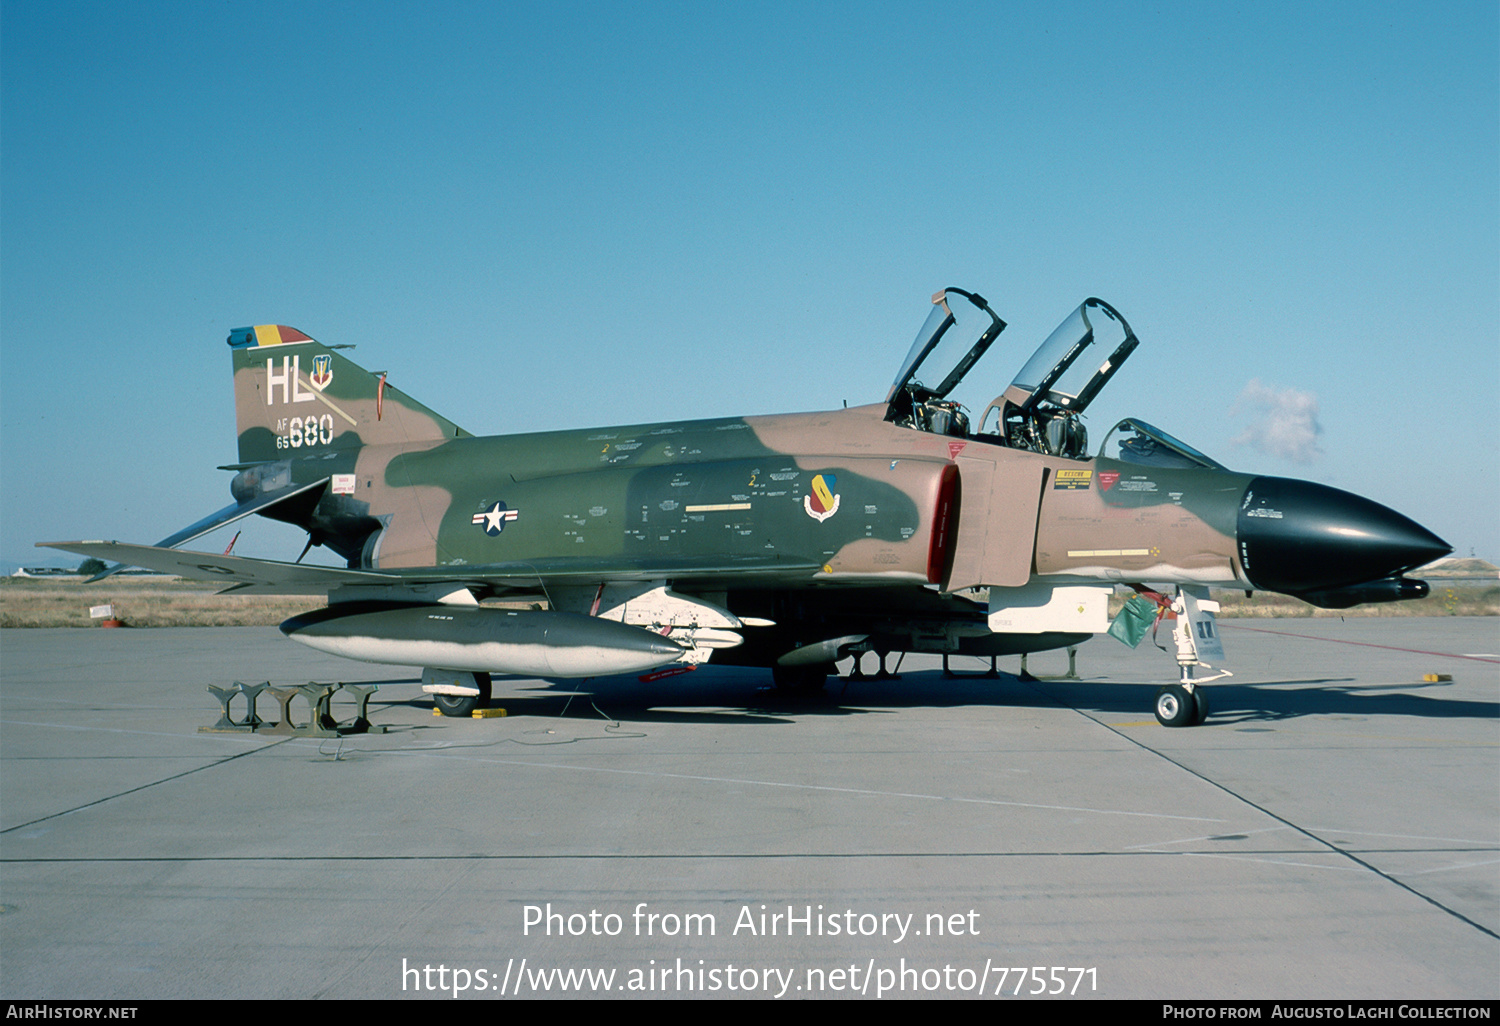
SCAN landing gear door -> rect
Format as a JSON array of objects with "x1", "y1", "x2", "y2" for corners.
[{"x1": 1176, "y1": 585, "x2": 1226, "y2": 664}]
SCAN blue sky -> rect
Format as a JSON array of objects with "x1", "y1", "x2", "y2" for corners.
[{"x1": 3, "y1": 0, "x2": 1496, "y2": 569}]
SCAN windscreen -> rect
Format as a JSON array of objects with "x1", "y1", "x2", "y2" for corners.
[{"x1": 1099, "y1": 418, "x2": 1227, "y2": 470}]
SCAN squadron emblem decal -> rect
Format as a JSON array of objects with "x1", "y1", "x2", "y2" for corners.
[
  {"x1": 472, "y1": 501, "x2": 519, "y2": 536},
  {"x1": 803, "y1": 473, "x2": 840, "y2": 523},
  {"x1": 309, "y1": 354, "x2": 333, "y2": 390}
]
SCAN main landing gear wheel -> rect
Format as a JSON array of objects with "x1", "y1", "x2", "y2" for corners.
[
  {"x1": 432, "y1": 671, "x2": 492, "y2": 717},
  {"x1": 772, "y1": 664, "x2": 831, "y2": 693},
  {"x1": 1154, "y1": 684, "x2": 1197, "y2": 728}
]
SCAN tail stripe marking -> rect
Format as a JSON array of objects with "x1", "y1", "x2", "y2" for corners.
[{"x1": 251, "y1": 324, "x2": 314, "y2": 347}]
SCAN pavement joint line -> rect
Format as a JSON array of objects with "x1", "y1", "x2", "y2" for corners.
[
  {"x1": 0, "y1": 720, "x2": 1230, "y2": 826},
  {"x1": 1300, "y1": 827, "x2": 1500, "y2": 846},
  {"x1": 1220, "y1": 623, "x2": 1500, "y2": 663},
  {"x1": 6, "y1": 848, "x2": 1464, "y2": 863},
  {"x1": 1059, "y1": 693, "x2": 1500, "y2": 941},
  {"x1": 0, "y1": 717, "x2": 273, "y2": 745},
  {"x1": 1123, "y1": 825, "x2": 1293, "y2": 849},
  {"x1": 0, "y1": 735, "x2": 294, "y2": 835},
  {"x1": 329, "y1": 747, "x2": 1233, "y2": 822},
  {"x1": 1168, "y1": 850, "x2": 1364, "y2": 873},
  {"x1": 1406, "y1": 857, "x2": 1500, "y2": 876},
  {"x1": 3, "y1": 624, "x2": 1492, "y2": 996}
]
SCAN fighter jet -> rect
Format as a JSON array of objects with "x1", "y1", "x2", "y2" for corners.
[{"x1": 43, "y1": 288, "x2": 1449, "y2": 726}]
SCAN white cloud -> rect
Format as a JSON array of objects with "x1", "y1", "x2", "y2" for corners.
[{"x1": 1230, "y1": 379, "x2": 1324, "y2": 464}]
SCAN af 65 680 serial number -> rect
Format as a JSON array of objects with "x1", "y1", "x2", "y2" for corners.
[{"x1": 275, "y1": 414, "x2": 335, "y2": 449}]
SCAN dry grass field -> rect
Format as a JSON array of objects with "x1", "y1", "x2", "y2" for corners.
[
  {"x1": 0, "y1": 576, "x2": 322, "y2": 628},
  {"x1": 1175, "y1": 584, "x2": 1499, "y2": 618},
  {"x1": 1, "y1": 574, "x2": 1495, "y2": 629}
]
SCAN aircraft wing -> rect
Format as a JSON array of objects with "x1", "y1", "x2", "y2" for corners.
[{"x1": 38, "y1": 541, "x2": 825, "y2": 596}]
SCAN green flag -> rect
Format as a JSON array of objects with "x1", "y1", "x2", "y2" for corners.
[{"x1": 1107, "y1": 594, "x2": 1159, "y2": 648}]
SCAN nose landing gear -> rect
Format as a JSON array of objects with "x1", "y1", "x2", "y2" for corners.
[{"x1": 1149, "y1": 586, "x2": 1229, "y2": 727}]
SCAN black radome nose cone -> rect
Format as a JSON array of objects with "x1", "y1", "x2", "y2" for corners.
[{"x1": 1237, "y1": 477, "x2": 1450, "y2": 594}]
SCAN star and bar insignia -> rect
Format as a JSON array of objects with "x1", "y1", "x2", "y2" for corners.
[{"x1": 471, "y1": 501, "x2": 520, "y2": 536}]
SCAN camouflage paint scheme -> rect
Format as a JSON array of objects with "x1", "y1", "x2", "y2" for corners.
[
  {"x1": 47, "y1": 292, "x2": 1449, "y2": 704},
  {"x1": 229, "y1": 327, "x2": 951, "y2": 588},
  {"x1": 225, "y1": 324, "x2": 1248, "y2": 593}
]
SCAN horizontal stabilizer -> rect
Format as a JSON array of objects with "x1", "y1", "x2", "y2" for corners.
[
  {"x1": 84, "y1": 478, "x2": 332, "y2": 582},
  {"x1": 41, "y1": 540, "x2": 401, "y2": 593}
]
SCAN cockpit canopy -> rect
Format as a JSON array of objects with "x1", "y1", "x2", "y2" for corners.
[
  {"x1": 884, "y1": 288, "x2": 1006, "y2": 436},
  {"x1": 886, "y1": 288, "x2": 1149, "y2": 461},
  {"x1": 979, "y1": 297, "x2": 1138, "y2": 458},
  {"x1": 998, "y1": 299, "x2": 1138, "y2": 417}
]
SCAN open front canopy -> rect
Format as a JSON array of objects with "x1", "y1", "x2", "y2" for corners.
[{"x1": 886, "y1": 289, "x2": 1005, "y2": 406}]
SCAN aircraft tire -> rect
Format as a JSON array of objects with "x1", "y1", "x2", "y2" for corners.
[
  {"x1": 432, "y1": 671, "x2": 492, "y2": 718},
  {"x1": 772, "y1": 664, "x2": 830, "y2": 693},
  {"x1": 1192, "y1": 688, "x2": 1211, "y2": 725},
  {"x1": 1154, "y1": 684, "x2": 1195, "y2": 728}
]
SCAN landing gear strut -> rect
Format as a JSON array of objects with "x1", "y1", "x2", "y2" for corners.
[{"x1": 1151, "y1": 585, "x2": 1227, "y2": 727}]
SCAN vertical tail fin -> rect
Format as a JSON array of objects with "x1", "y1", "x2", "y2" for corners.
[{"x1": 227, "y1": 325, "x2": 468, "y2": 465}]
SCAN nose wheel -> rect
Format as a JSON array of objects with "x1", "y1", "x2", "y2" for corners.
[{"x1": 1154, "y1": 683, "x2": 1210, "y2": 727}]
